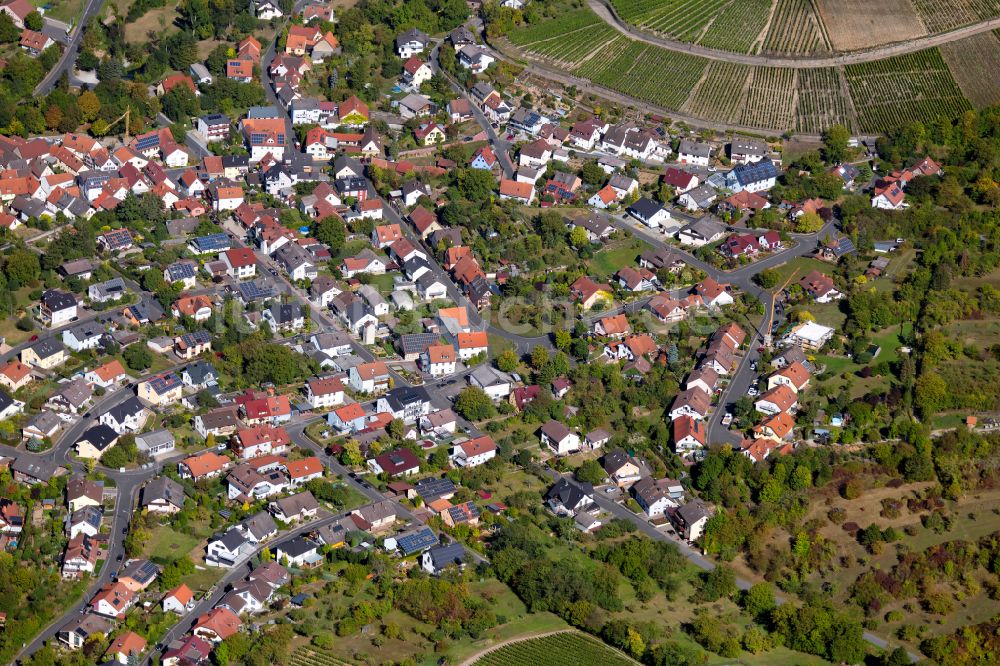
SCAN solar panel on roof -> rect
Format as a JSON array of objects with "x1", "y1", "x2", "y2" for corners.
[{"x1": 396, "y1": 527, "x2": 437, "y2": 555}]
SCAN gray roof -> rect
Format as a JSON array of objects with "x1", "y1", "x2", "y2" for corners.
[
  {"x1": 271, "y1": 491, "x2": 319, "y2": 517},
  {"x1": 76, "y1": 424, "x2": 118, "y2": 452},
  {"x1": 677, "y1": 499, "x2": 711, "y2": 524},
  {"x1": 30, "y1": 337, "x2": 65, "y2": 360},
  {"x1": 469, "y1": 365, "x2": 511, "y2": 388},
  {"x1": 71, "y1": 505, "x2": 102, "y2": 530},
  {"x1": 678, "y1": 139, "x2": 712, "y2": 158},
  {"x1": 426, "y1": 542, "x2": 465, "y2": 570},
  {"x1": 141, "y1": 477, "x2": 186, "y2": 509},
  {"x1": 242, "y1": 511, "x2": 277, "y2": 541},
  {"x1": 135, "y1": 429, "x2": 175, "y2": 452}
]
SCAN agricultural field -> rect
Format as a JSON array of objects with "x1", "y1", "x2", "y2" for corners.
[
  {"x1": 507, "y1": 9, "x2": 620, "y2": 68},
  {"x1": 609, "y1": 0, "x2": 731, "y2": 43},
  {"x1": 795, "y1": 67, "x2": 853, "y2": 133},
  {"x1": 740, "y1": 67, "x2": 798, "y2": 130},
  {"x1": 761, "y1": 0, "x2": 832, "y2": 54},
  {"x1": 696, "y1": 0, "x2": 772, "y2": 54},
  {"x1": 577, "y1": 42, "x2": 707, "y2": 111},
  {"x1": 911, "y1": 0, "x2": 1000, "y2": 33},
  {"x1": 815, "y1": 0, "x2": 926, "y2": 51},
  {"x1": 845, "y1": 48, "x2": 972, "y2": 133},
  {"x1": 290, "y1": 646, "x2": 352, "y2": 666},
  {"x1": 682, "y1": 61, "x2": 751, "y2": 124},
  {"x1": 507, "y1": 8, "x2": 603, "y2": 45},
  {"x1": 939, "y1": 32, "x2": 1000, "y2": 109},
  {"x1": 473, "y1": 632, "x2": 639, "y2": 666}
]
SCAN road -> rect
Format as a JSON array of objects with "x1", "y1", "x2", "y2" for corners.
[
  {"x1": 604, "y1": 212, "x2": 835, "y2": 446},
  {"x1": 34, "y1": 0, "x2": 107, "y2": 96},
  {"x1": 428, "y1": 40, "x2": 515, "y2": 179},
  {"x1": 591, "y1": 0, "x2": 1000, "y2": 68},
  {"x1": 543, "y1": 466, "x2": 923, "y2": 662},
  {"x1": 144, "y1": 511, "x2": 343, "y2": 664}
]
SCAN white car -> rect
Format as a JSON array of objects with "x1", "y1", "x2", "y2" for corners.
[
  {"x1": 747, "y1": 386, "x2": 758, "y2": 397},
  {"x1": 721, "y1": 413, "x2": 733, "y2": 426}
]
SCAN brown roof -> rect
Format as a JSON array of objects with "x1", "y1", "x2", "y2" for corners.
[
  {"x1": 775, "y1": 361, "x2": 810, "y2": 390},
  {"x1": 460, "y1": 435, "x2": 497, "y2": 457},
  {"x1": 598, "y1": 314, "x2": 630, "y2": 336},
  {"x1": 182, "y1": 451, "x2": 231, "y2": 478},
  {"x1": 757, "y1": 385, "x2": 798, "y2": 412},
  {"x1": 673, "y1": 414, "x2": 705, "y2": 445},
  {"x1": 194, "y1": 607, "x2": 241, "y2": 640}
]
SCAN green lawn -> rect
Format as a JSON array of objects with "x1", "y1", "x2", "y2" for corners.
[
  {"x1": 769, "y1": 256, "x2": 833, "y2": 288},
  {"x1": 144, "y1": 525, "x2": 201, "y2": 562},
  {"x1": 367, "y1": 273, "x2": 397, "y2": 296},
  {"x1": 589, "y1": 238, "x2": 652, "y2": 280},
  {"x1": 34, "y1": 0, "x2": 86, "y2": 23}
]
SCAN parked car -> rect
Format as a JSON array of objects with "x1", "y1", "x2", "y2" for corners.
[{"x1": 721, "y1": 413, "x2": 733, "y2": 426}]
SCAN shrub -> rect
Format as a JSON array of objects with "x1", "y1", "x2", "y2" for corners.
[{"x1": 842, "y1": 478, "x2": 864, "y2": 499}]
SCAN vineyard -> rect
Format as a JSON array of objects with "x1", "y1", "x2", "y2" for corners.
[
  {"x1": 911, "y1": 0, "x2": 1000, "y2": 33},
  {"x1": 697, "y1": 0, "x2": 772, "y2": 53},
  {"x1": 682, "y1": 61, "x2": 751, "y2": 123},
  {"x1": 504, "y1": 3, "x2": 995, "y2": 134},
  {"x1": 609, "y1": 0, "x2": 732, "y2": 42},
  {"x1": 580, "y1": 42, "x2": 707, "y2": 110},
  {"x1": 472, "y1": 632, "x2": 639, "y2": 666},
  {"x1": 506, "y1": 9, "x2": 620, "y2": 67},
  {"x1": 795, "y1": 67, "x2": 853, "y2": 133},
  {"x1": 845, "y1": 48, "x2": 973, "y2": 132},
  {"x1": 290, "y1": 646, "x2": 352, "y2": 666},
  {"x1": 939, "y1": 32, "x2": 1000, "y2": 109},
  {"x1": 761, "y1": 0, "x2": 832, "y2": 54},
  {"x1": 741, "y1": 67, "x2": 798, "y2": 130}
]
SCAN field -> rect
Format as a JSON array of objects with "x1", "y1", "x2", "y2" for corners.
[
  {"x1": 761, "y1": 0, "x2": 832, "y2": 54},
  {"x1": 815, "y1": 0, "x2": 926, "y2": 51},
  {"x1": 576, "y1": 40, "x2": 707, "y2": 111},
  {"x1": 507, "y1": 5, "x2": 991, "y2": 133},
  {"x1": 741, "y1": 66, "x2": 798, "y2": 130},
  {"x1": 911, "y1": 0, "x2": 1000, "y2": 32},
  {"x1": 472, "y1": 631, "x2": 638, "y2": 666},
  {"x1": 795, "y1": 67, "x2": 853, "y2": 133},
  {"x1": 682, "y1": 61, "x2": 751, "y2": 124},
  {"x1": 124, "y1": 5, "x2": 180, "y2": 42},
  {"x1": 696, "y1": 0, "x2": 772, "y2": 54},
  {"x1": 589, "y1": 237, "x2": 653, "y2": 279},
  {"x1": 939, "y1": 32, "x2": 1000, "y2": 109},
  {"x1": 609, "y1": 0, "x2": 732, "y2": 43},
  {"x1": 845, "y1": 48, "x2": 972, "y2": 133},
  {"x1": 507, "y1": 8, "x2": 619, "y2": 68}
]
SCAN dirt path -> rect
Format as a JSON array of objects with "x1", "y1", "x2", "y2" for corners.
[
  {"x1": 458, "y1": 630, "x2": 579, "y2": 666},
  {"x1": 589, "y1": 0, "x2": 1000, "y2": 68}
]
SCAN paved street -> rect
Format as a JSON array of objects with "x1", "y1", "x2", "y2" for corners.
[{"x1": 34, "y1": 0, "x2": 108, "y2": 96}]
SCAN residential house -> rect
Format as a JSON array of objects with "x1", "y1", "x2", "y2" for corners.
[
  {"x1": 141, "y1": 477, "x2": 186, "y2": 514},
  {"x1": 450, "y1": 435, "x2": 497, "y2": 468},
  {"x1": 540, "y1": 420, "x2": 580, "y2": 455}
]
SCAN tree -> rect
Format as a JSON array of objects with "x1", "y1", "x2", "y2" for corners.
[
  {"x1": 78, "y1": 91, "x2": 101, "y2": 122},
  {"x1": 4, "y1": 249, "x2": 40, "y2": 284},
  {"x1": 0, "y1": 13, "x2": 19, "y2": 43},
  {"x1": 569, "y1": 225, "x2": 590, "y2": 248},
  {"x1": 530, "y1": 345, "x2": 549, "y2": 370},
  {"x1": 755, "y1": 268, "x2": 781, "y2": 289},
  {"x1": 914, "y1": 371, "x2": 947, "y2": 418},
  {"x1": 581, "y1": 161, "x2": 605, "y2": 187},
  {"x1": 495, "y1": 349, "x2": 518, "y2": 372},
  {"x1": 123, "y1": 344, "x2": 152, "y2": 371},
  {"x1": 314, "y1": 215, "x2": 346, "y2": 253},
  {"x1": 24, "y1": 10, "x2": 43, "y2": 31},
  {"x1": 454, "y1": 386, "x2": 495, "y2": 421},
  {"x1": 741, "y1": 582, "x2": 776, "y2": 621},
  {"x1": 795, "y1": 211, "x2": 824, "y2": 233},
  {"x1": 341, "y1": 440, "x2": 363, "y2": 467},
  {"x1": 575, "y1": 459, "x2": 606, "y2": 484},
  {"x1": 554, "y1": 330, "x2": 572, "y2": 351},
  {"x1": 821, "y1": 124, "x2": 851, "y2": 163},
  {"x1": 455, "y1": 168, "x2": 495, "y2": 202}
]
